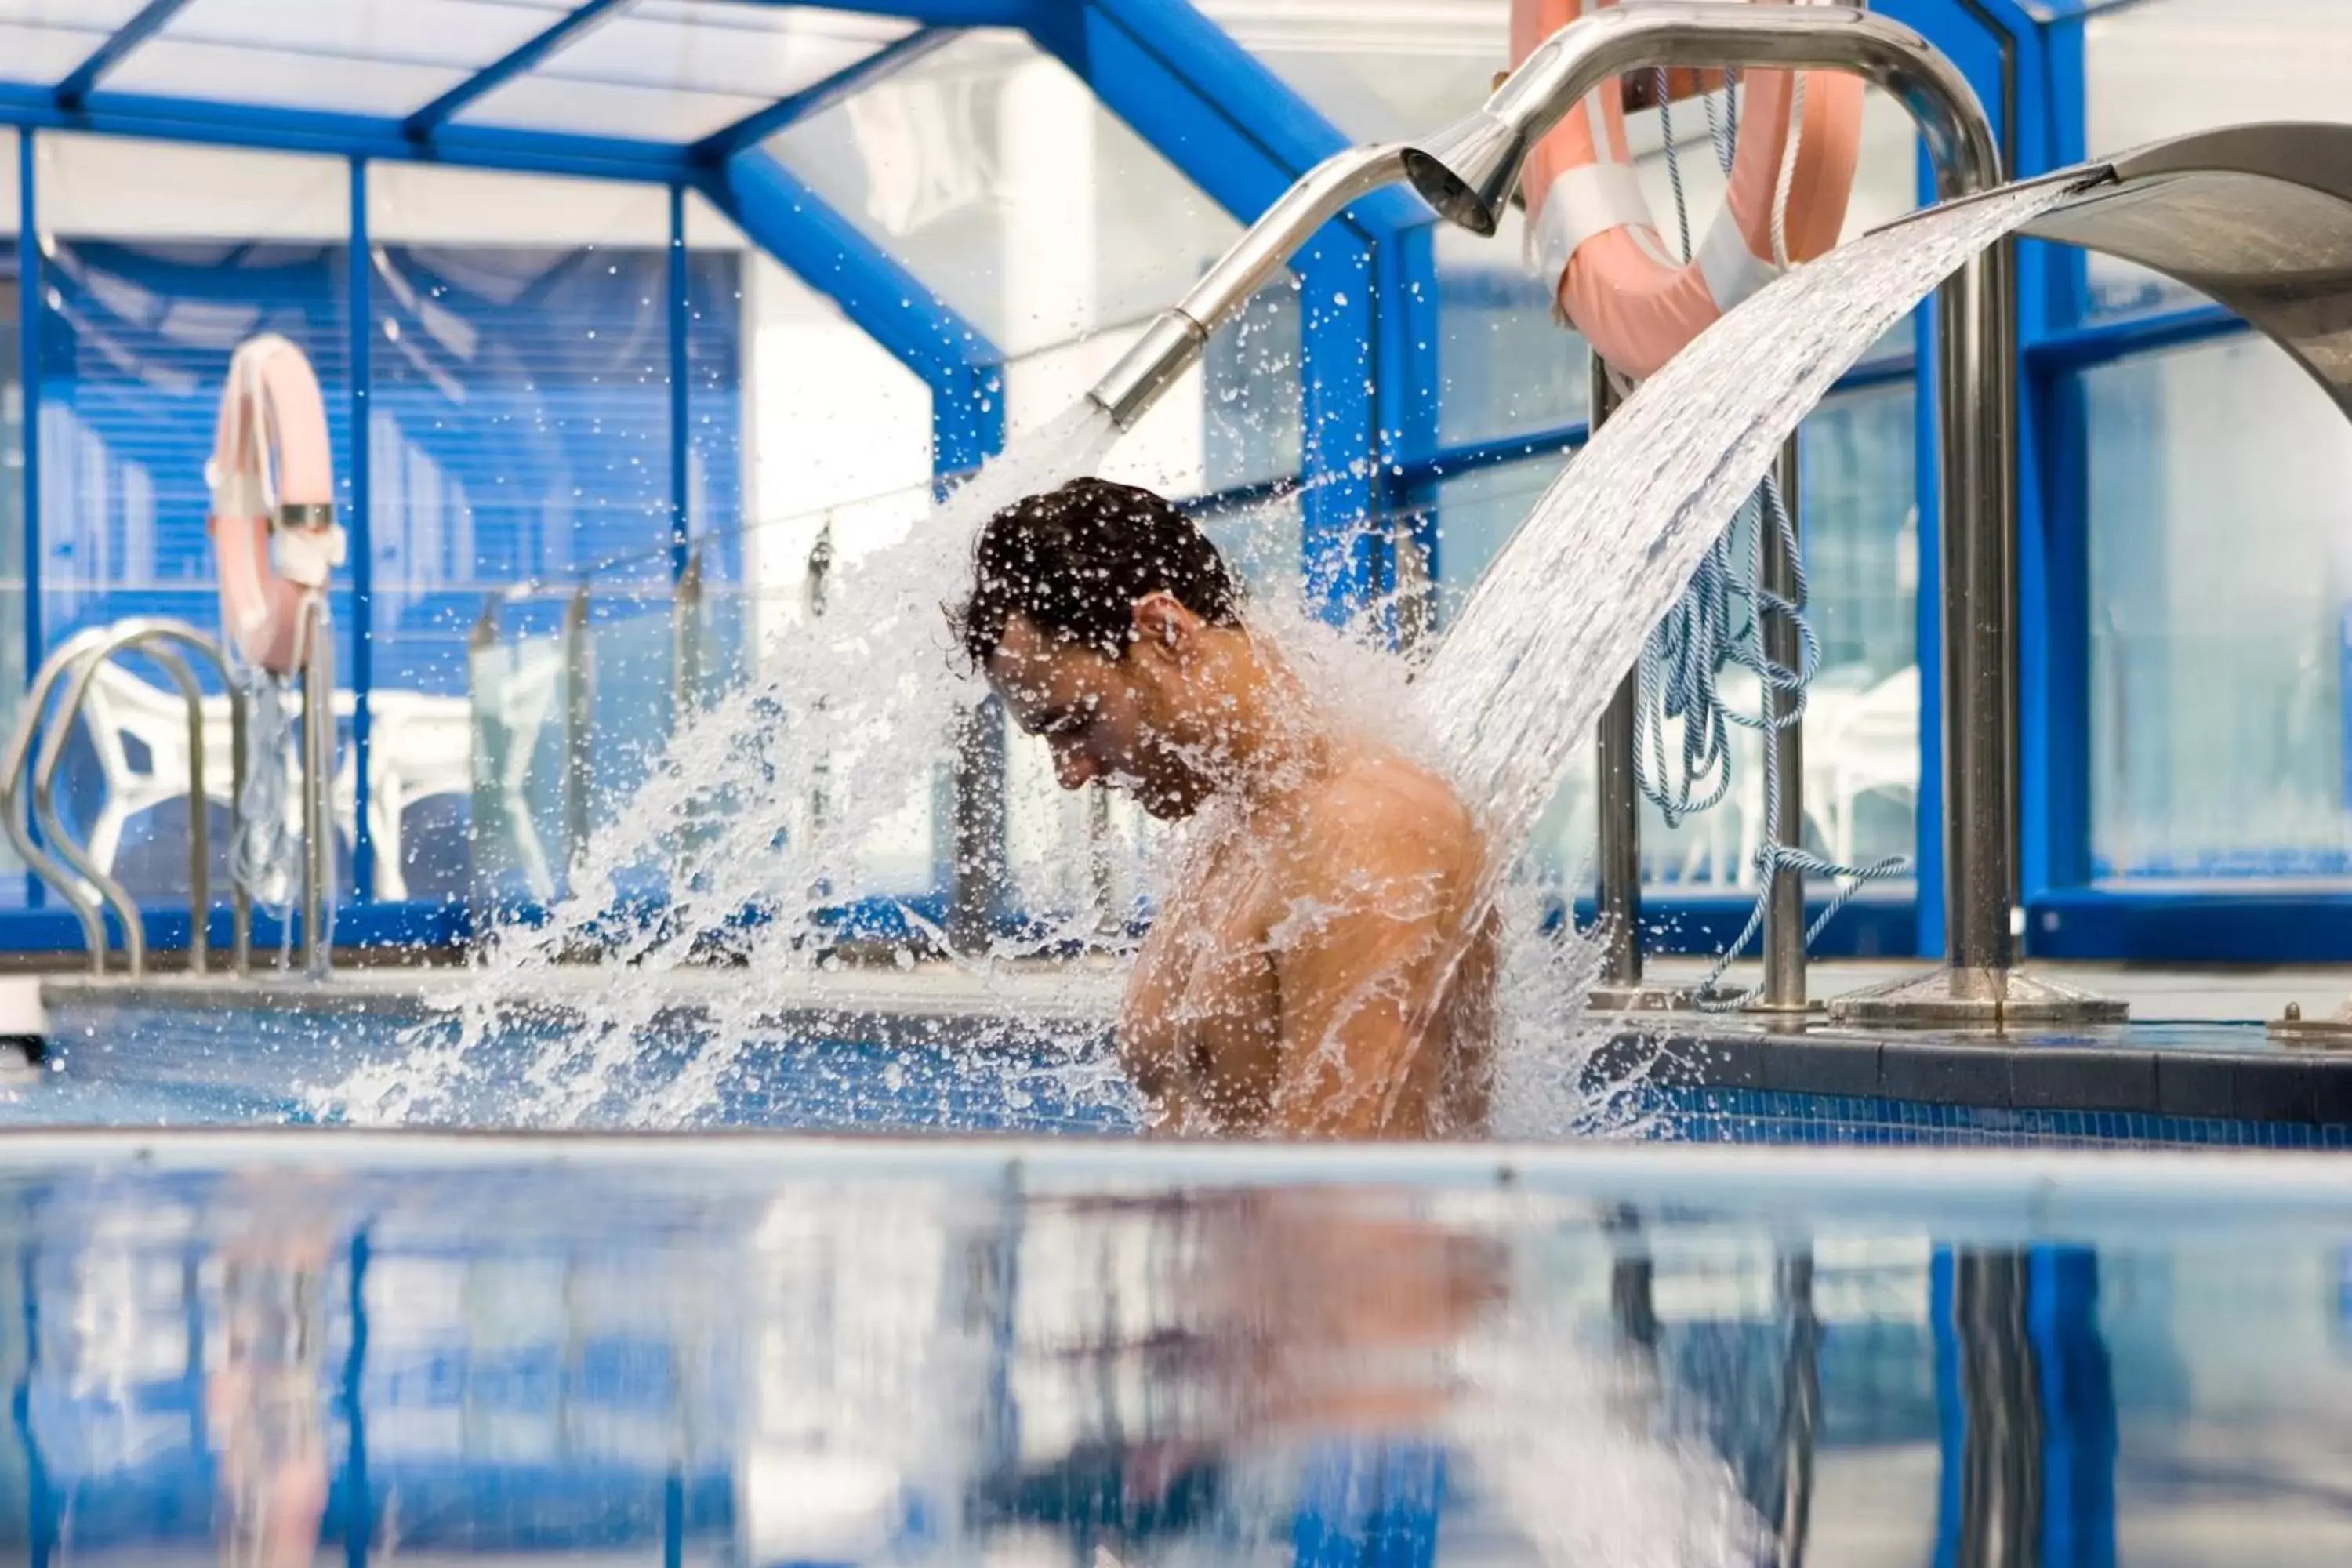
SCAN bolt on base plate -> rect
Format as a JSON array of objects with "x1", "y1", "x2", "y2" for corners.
[
  {"x1": 1826, "y1": 966, "x2": 2129, "y2": 1031},
  {"x1": 2268, "y1": 998, "x2": 2352, "y2": 1047}
]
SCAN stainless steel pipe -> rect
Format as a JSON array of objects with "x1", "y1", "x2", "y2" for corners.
[
  {"x1": 1089, "y1": 144, "x2": 1410, "y2": 429},
  {"x1": 300, "y1": 597, "x2": 335, "y2": 980},
  {"x1": 1589, "y1": 358, "x2": 1644, "y2": 993},
  {"x1": 1406, "y1": 2, "x2": 2034, "y2": 1009},
  {"x1": 1758, "y1": 437, "x2": 1809, "y2": 1020}
]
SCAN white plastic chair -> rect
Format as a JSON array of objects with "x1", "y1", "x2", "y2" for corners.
[
  {"x1": 73, "y1": 661, "x2": 241, "y2": 877},
  {"x1": 363, "y1": 690, "x2": 474, "y2": 901},
  {"x1": 74, "y1": 660, "x2": 485, "y2": 901},
  {"x1": 1822, "y1": 665, "x2": 1922, "y2": 867}
]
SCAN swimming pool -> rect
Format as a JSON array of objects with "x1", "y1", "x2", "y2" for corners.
[{"x1": 1, "y1": 1131, "x2": 2348, "y2": 1565}]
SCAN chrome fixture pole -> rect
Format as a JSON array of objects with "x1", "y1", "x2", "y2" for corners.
[
  {"x1": 1406, "y1": 1, "x2": 2118, "y2": 1026},
  {"x1": 563, "y1": 586, "x2": 594, "y2": 878},
  {"x1": 1755, "y1": 435, "x2": 1811, "y2": 1023},
  {"x1": 673, "y1": 546, "x2": 705, "y2": 720},
  {"x1": 466, "y1": 593, "x2": 501, "y2": 947},
  {"x1": 1088, "y1": 144, "x2": 1410, "y2": 429},
  {"x1": 1588, "y1": 358, "x2": 1646, "y2": 997},
  {"x1": 302, "y1": 597, "x2": 334, "y2": 980}
]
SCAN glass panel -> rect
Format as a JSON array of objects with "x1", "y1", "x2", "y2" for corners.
[
  {"x1": 719, "y1": 245, "x2": 938, "y2": 902},
  {"x1": 34, "y1": 135, "x2": 354, "y2": 909},
  {"x1": 2083, "y1": 0, "x2": 2352, "y2": 318},
  {"x1": 2087, "y1": 334, "x2": 2352, "y2": 880},
  {"x1": 368, "y1": 165, "x2": 672, "y2": 902},
  {"x1": 1798, "y1": 381, "x2": 1919, "y2": 882},
  {"x1": 1421, "y1": 379, "x2": 1919, "y2": 894},
  {"x1": 766, "y1": 29, "x2": 1241, "y2": 361},
  {"x1": 681, "y1": 192, "x2": 746, "y2": 704},
  {"x1": 107, "y1": 43, "x2": 467, "y2": 117},
  {"x1": 460, "y1": 78, "x2": 771, "y2": 142}
]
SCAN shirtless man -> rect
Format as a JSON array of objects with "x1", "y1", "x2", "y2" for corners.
[{"x1": 949, "y1": 477, "x2": 1495, "y2": 1138}]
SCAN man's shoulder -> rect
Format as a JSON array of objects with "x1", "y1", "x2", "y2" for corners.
[{"x1": 1294, "y1": 750, "x2": 1481, "y2": 867}]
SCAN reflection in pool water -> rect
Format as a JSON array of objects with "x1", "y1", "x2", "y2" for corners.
[{"x1": 3, "y1": 1140, "x2": 2350, "y2": 1564}]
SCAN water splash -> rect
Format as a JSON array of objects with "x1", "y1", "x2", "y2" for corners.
[
  {"x1": 321, "y1": 181, "x2": 2082, "y2": 1137},
  {"x1": 328, "y1": 401, "x2": 1123, "y2": 1127}
]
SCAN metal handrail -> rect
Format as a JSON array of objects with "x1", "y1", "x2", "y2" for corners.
[
  {"x1": 2, "y1": 626, "x2": 132, "y2": 956},
  {"x1": 5, "y1": 619, "x2": 252, "y2": 978}
]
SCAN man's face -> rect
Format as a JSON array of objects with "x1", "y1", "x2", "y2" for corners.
[{"x1": 985, "y1": 612, "x2": 1213, "y2": 820}]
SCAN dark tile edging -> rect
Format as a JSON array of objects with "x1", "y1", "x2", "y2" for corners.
[{"x1": 1584, "y1": 1031, "x2": 2352, "y2": 1127}]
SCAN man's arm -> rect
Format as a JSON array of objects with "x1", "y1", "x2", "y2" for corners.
[{"x1": 1266, "y1": 774, "x2": 1478, "y2": 1138}]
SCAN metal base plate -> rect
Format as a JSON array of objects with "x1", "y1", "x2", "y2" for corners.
[
  {"x1": 1586, "y1": 982, "x2": 1705, "y2": 1013},
  {"x1": 1826, "y1": 966, "x2": 2129, "y2": 1031},
  {"x1": 2268, "y1": 1000, "x2": 2352, "y2": 1048}
]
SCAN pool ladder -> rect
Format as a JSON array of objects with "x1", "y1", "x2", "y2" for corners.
[{"x1": 0, "y1": 618, "x2": 328, "y2": 978}]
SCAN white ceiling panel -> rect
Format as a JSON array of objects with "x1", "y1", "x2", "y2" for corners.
[
  {"x1": 106, "y1": 38, "x2": 474, "y2": 115},
  {"x1": 0, "y1": 1, "x2": 147, "y2": 26},
  {"x1": 155, "y1": 0, "x2": 574, "y2": 71},
  {"x1": 0, "y1": 19, "x2": 111, "y2": 82},
  {"x1": 456, "y1": 74, "x2": 771, "y2": 142},
  {"x1": 521, "y1": 2, "x2": 913, "y2": 102}
]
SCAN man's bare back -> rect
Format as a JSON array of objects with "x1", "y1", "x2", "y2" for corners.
[{"x1": 953, "y1": 477, "x2": 1497, "y2": 1139}]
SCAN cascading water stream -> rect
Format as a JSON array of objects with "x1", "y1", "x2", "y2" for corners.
[{"x1": 1422, "y1": 180, "x2": 2078, "y2": 871}]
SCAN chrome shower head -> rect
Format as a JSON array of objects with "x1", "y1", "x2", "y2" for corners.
[{"x1": 1402, "y1": 111, "x2": 1528, "y2": 237}]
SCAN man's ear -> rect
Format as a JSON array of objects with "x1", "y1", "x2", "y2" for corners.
[{"x1": 1130, "y1": 592, "x2": 1198, "y2": 665}]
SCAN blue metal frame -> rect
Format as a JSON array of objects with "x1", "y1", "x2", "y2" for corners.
[
  {"x1": 16, "y1": 131, "x2": 42, "y2": 913},
  {"x1": 348, "y1": 159, "x2": 377, "y2": 905},
  {"x1": 667, "y1": 185, "x2": 692, "y2": 584},
  {"x1": 402, "y1": 0, "x2": 634, "y2": 140},
  {"x1": 51, "y1": 0, "x2": 193, "y2": 111}
]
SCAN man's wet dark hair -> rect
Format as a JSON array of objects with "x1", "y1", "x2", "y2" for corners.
[{"x1": 949, "y1": 476, "x2": 1243, "y2": 666}]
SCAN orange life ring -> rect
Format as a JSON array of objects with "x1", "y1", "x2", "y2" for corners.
[
  {"x1": 205, "y1": 335, "x2": 344, "y2": 677},
  {"x1": 1513, "y1": 0, "x2": 1866, "y2": 380}
]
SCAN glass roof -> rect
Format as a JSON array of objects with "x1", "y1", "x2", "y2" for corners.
[{"x1": 0, "y1": 0, "x2": 919, "y2": 143}]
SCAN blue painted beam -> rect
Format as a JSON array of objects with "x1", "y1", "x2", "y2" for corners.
[
  {"x1": 403, "y1": 0, "x2": 633, "y2": 140},
  {"x1": 16, "y1": 132, "x2": 43, "y2": 913},
  {"x1": 349, "y1": 159, "x2": 378, "y2": 906},
  {"x1": 667, "y1": 185, "x2": 691, "y2": 583},
  {"x1": 0, "y1": 83, "x2": 693, "y2": 182},
  {"x1": 688, "y1": 27, "x2": 954, "y2": 165},
  {"x1": 691, "y1": 150, "x2": 1000, "y2": 389},
  {"x1": 2023, "y1": 303, "x2": 2248, "y2": 373},
  {"x1": 52, "y1": 0, "x2": 193, "y2": 109}
]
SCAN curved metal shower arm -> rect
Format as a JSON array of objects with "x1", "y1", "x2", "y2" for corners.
[
  {"x1": 29, "y1": 619, "x2": 248, "y2": 978},
  {"x1": 1089, "y1": 144, "x2": 1410, "y2": 428},
  {"x1": 1403, "y1": 2, "x2": 2000, "y2": 235}
]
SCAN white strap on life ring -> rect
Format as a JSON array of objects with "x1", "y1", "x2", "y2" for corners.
[
  {"x1": 1511, "y1": 0, "x2": 1865, "y2": 380},
  {"x1": 205, "y1": 334, "x2": 344, "y2": 677}
]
